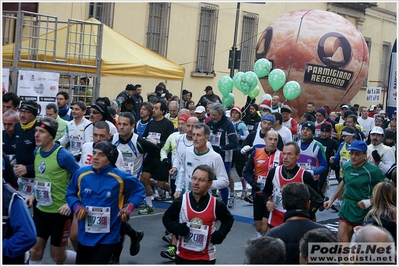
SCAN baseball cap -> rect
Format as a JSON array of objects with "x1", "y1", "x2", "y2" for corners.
[
  {"x1": 204, "y1": 86, "x2": 213, "y2": 92},
  {"x1": 178, "y1": 114, "x2": 190, "y2": 122},
  {"x1": 320, "y1": 123, "x2": 331, "y2": 132},
  {"x1": 369, "y1": 105, "x2": 376, "y2": 111},
  {"x1": 125, "y1": 84, "x2": 136, "y2": 91},
  {"x1": 316, "y1": 108, "x2": 327, "y2": 118},
  {"x1": 195, "y1": 106, "x2": 206, "y2": 113},
  {"x1": 378, "y1": 110, "x2": 386, "y2": 115},
  {"x1": 230, "y1": 106, "x2": 242, "y2": 115},
  {"x1": 374, "y1": 115, "x2": 384, "y2": 122},
  {"x1": 182, "y1": 89, "x2": 191, "y2": 95},
  {"x1": 370, "y1": 126, "x2": 384, "y2": 135},
  {"x1": 347, "y1": 140, "x2": 367, "y2": 152}
]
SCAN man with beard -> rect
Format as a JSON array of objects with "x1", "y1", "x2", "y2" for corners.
[
  {"x1": 367, "y1": 126, "x2": 395, "y2": 175},
  {"x1": 242, "y1": 103, "x2": 261, "y2": 133}
]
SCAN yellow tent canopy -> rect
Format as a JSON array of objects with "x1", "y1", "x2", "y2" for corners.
[{"x1": 2, "y1": 18, "x2": 185, "y2": 81}]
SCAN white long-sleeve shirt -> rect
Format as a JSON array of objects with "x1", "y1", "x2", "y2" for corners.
[
  {"x1": 367, "y1": 143, "x2": 396, "y2": 174},
  {"x1": 58, "y1": 117, "x2": 91, "y2": 156},
  {"x1": 175, "y1": 147, "x2": 229, "y2": 193}
]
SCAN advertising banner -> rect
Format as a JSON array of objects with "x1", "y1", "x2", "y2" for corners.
[{"x1": 17, "y1": 70, "x2": 59, "y2": 116}]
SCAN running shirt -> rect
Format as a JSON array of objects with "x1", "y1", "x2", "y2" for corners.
[
  {"x1": 136, "y1": 118, "x2": 151, "y2": 137},
  {"x1": 268, "y1": 166, "x2": 305, "y2": 227},
  {"x1": 252, "y1": 148, "x2": 283, "y2": 195},
  {"x1": 177, "y1": 192, "x2": 216, "y2": 261},
  {"x1": 111, "y1": 133, "x2": 143, "y2": 177},
  {"x1": 58, "y1": 117, "x2": 91, "y2": 156}
]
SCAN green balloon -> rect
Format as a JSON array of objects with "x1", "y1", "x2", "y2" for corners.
[
  {"x1": 248, "y1": 85, "x2": 260, "y2": 99},
  {"x1": 240, "y1": 71, "x2": 259, "y2": 94},
  {"x1": 218, "y1": 76, "x2": 233, "y2": 97},
  {"x1": 233, "y1": 72, "x2": 244, "y2": 91},
  {"x1": 254, "y1": 58, "x2": 272, "y2": 78},
  {"x1": 260, "y1": 93, "x2": 272, "y2": 102},
  {"x1": 283, "y1": 81, "x2": 301, "y2": 101},
  {"x1": 268, "y1": 69, "x2": 286, "y2": 92},
  {"x1": 222, "y1": 93, "x2": 235, "y2": 108}
]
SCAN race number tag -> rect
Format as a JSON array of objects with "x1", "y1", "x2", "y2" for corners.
[
  {"x1": 148, "y1": 132, "x2": 161, "y2": 144},
  {"x1": 17, "y1": 177, "x2": 35, "y2": 198},
  {"x1": 85, "y1": 206, "x2": 111, "y2": 233},
  {"x1": 209, "y1": 132, "x2": 222, "y2": 147},
  {"x1": 298, "y1": 162, "x2": 311, "y2": 170},
  {"x1": 257, "y1": 175, "x2": 267, "y2": 191},
  {"x1": 340, "y1": 158, "x2": 349, "y2": 167},
  {"x1": 71, "y1": 136, "x2": 82, "y2": 151},
  {"x1": 123, "y1": 162, "x2": 134, "y2": 174},
  {"x1": 272, "y1": 187, "x2": 283, "y2": 206},
  {"x1": 182, "y1": 222, "x2": 209, "y2": 252},
  {"x1": 35, "y1": 181, "x2": 53, "y2": 206}
]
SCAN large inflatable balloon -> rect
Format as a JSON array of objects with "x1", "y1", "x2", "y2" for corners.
[{"x1": 255, "y1": 9, "x2": 369, "y2": 119}]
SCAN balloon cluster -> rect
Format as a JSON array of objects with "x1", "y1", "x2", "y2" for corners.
[{"x1": 217, "y1": 58, "x2": 301, "y2": 107}]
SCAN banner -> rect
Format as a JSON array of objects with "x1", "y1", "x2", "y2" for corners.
[
  {"x1": 17, "y1": 70, "x2": 59, "y2": 116},
  {"x1": 386, "y1": 39, "x2": 397, "y2": 118},
  {"x1": 2, "y1": 68, "x2": 10, "y2": 92}
]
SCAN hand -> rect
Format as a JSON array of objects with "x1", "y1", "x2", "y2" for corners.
[
  {"x1": 25, "y1": 194, "x2": 35, "y2": 208},
  {"x1": 162, "y1": 158, "x2": 170, "y2": 166},
  {"x1": 240, "y1": 145, "x2": 253, "y2": 154},
  {"x1": 358, "y1": 199, "x2": 371, "y2": 210},
  {"x1": 329, "y1": 157, "x2": 335, "y2": 164},
  {"x1": 250, "y1": 181, "x2": 260, "y2": 192},
  {"x1": 146, "y1": 137, "x2": 158, "y2": 145},
  {"x1": 14, "y1": 164, "x2": 28, "y2": 177},
  {"x1": 323, "y1": 200, "x2": 332, "y2": 210},
  {"x1": 172, "y1": 222, "x2": 190, "y2": 236},
  {"x1": 210, "y1": 230, "x2": 225, "y2": 245},
  {"x1": 169, "y1": 167, "x2": 177, "y2": 176},
  {"x1": 174, "y1": 191, "x2": 181, "y2": 199},
  {"x1": 118, "y1": 203, "x2": 134, "y2": 222},
  {"x1": 372, "y1": 150, "x2": 381, "y2": 164},
  {"x1": 58, "y1": 203, "x2": 71, "y2": 216},
  {"x1": 266, "y1": 197, "x2": 275, "y2": 212},
  {"x1": 74, "y1": 205, "x2": 88, "y2": 220}
]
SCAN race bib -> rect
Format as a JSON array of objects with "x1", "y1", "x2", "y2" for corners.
[
  {"x1": 85, "y1": 206, "x2": 111, "y2": 233},
  {"x1": 148, "y1": 132, "x2": 161, "y2": 144},
  {"x1": 257, "y1": 175, "x2": 267, "y2": 191},
  {"x1": 298, "y1": 162, "x2": 312, "y2": 170},
  {"x1": 340, "y1": 158, "x2": 349, "y2": 167},
  {"x1": 182, "y1": 222, "x2": 209, "y2": 252},
  {"x1": 17, "y1": 177, "x2": 35, "y2": 198},
  {"x1": 70, "y1": 136, "x2": 82, "y2": 151},
  {"x1": 209, "y1": 132, "x2": 222, "y2": 147},
  {"x1": 272, "y1": 187, "x2": 283, "y2": 206},
  {"x1": 35, "y1": 181, "x2": 53, "y2": 206}
]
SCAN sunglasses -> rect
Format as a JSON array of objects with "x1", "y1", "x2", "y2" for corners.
[{"x1": 90, "y1": 110, "x2": 100, "y2": 115}]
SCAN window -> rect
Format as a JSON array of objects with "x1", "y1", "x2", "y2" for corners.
[
  {"x1": 240, "y1": 13, "x2": 259, "y2": 72},
  {"x1": 363, "y1": 37, "x2": 372, "y2": 87},
  {"x1": 147, "y1": 3, "x2": 171, "y2": 57},
  {"x1": 379, "y1": 42, "x2": 391, "y2": 84},
  {"x1": 194, "y1": 5, "x2": 219, "y2": 75},
  {"x1": 89, "y1": 2, "x2": 114, "y2": 27}
]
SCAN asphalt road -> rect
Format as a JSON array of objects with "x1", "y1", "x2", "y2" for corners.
[{"x1": 38, "y1": 169, "x2": 340, "y2": 264}]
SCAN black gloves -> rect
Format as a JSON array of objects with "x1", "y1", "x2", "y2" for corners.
[
  {"x1": 210, "y1": 230, "x2": 225, "y2": 244},
  {"x1": 372, "y1": 150, "x2": 381, "y2": 164},
  {"x1": 172, "y1": 222, "x2": 190, "y2": 236},
  {"x1": 250, "y1": 181, "x2": 260, "y2": 192},
  {"x1": 162, "y1": 158, "x2": 170, "y2": 166}
]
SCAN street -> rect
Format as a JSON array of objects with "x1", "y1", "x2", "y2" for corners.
[{"x1": 39, "y1": 170, "x2": 340, "y2": 264}]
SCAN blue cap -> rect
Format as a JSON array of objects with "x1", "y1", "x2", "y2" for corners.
[
  {"x1": 261, "y1": 114, "x2": 275, "y2": 124},
  {"x1": 347, "y1": 140, "x2": 367, "y2": 152}
]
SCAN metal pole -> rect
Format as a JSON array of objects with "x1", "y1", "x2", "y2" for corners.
[
  {"x1": 230, "y1": 2, "x2": 240, "y2": 78},
  {"x1": 368, "y1": 80, "x2": 387, "y2": 108}
]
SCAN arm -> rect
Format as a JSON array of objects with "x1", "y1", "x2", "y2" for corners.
[
  {"x1": 162, "y1": 197, "x2": 183, "y2": 234},
  {"x1": 262, "y1": 168, "x2": 276, "y2": 218},
  {"x1": 65, "y1": 171, "x2": 83, "y2": 213},
  {"x1": 312, "y1": 142, "x2": 328, "y2": 175},
  {"x1": 377, "y1": 149, "x2": 396, "y2": 174},
  {"x1": 124, "y1": 174, "x2": 146, "y2": 209},
  {"x1": 3, "y1": 196, "x2": 37, "y2": 258},
  {"x1": 138, "y1": 136, "x2": 161, "y2": 164},
  {"x1": 58, "y1": 148, "x2": 81, "y2": 177},
  {"x1": 324, "y1": 180, "x2": 345, "y2": 210},
  {"x1": 213, "y1": 199, "x2": 234, "y2": 241},
  {"x1": 303, "y1": 171, "x2": 324, "y2": 216},
  {"x1": 290, "y1": 119, "x2": 298, "y2": 135},
  {"x1": 160, "y1": 134, "x2": 174, "y2": 161},
  {"x1": 210, "y1": 155, "x2": 229, "y2": 190},
  {"x1": 58, "y1": 125, "x2": 70, "y2": 146},
  {"x1": 221, "y1": 123, "x2": 239, "y2": 151},
  {"x1": 243, "y1": 150, "x2": 256, "y2": 184}
]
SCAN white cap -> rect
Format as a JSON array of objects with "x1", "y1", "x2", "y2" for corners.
[
  {"x1": 370, "y1": 126, "x2": 384, "y2": 135},
  {"x1": 379, "y1": 110, "x2": 386, "y2": 115},
  {"x1": 195, "y1": 106, "x2": 206, "y2": 113}
]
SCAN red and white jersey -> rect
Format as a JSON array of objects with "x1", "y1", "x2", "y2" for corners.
[
  {"x1": 177, "y1": 193, "x2": 217, "y2": 261},
  {"x1": 268, "y1": 166, "x2": 305, "y2": 227}
]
